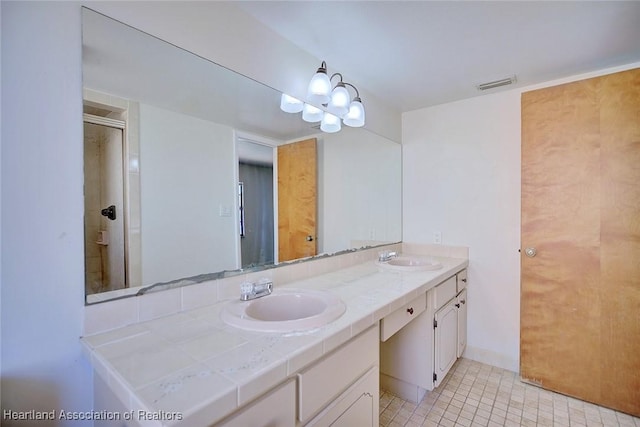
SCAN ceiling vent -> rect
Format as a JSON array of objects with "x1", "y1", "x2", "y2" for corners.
[{"x1": 476, "y1": 75, "x2": 517, "y2": 91}]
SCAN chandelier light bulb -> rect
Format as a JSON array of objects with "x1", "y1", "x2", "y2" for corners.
[
  {"x1": 302, "y1": 103, "x2": 324, "y2": 123},
  {"x1": 343, "y1": 98, "x2": 365, "y2": 128},
  {"x1": 280, "y1": 93, "x2": 304, "y2": 113},
  {"x1": 306, "y1": 62, "x2": 331, "y2": 105},
  {"x1": 320, "y1": 112, "x2": 341, "y2": 133},
  {"x1": 328, "y1": 83, "x2": 350, "y2": 117}
]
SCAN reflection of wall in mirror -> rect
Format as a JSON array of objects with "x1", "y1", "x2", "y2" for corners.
[
  {"x1": 319, "y1": 128, "x2": 402, "y2": 254},
  {"x1": 139, "y1": 104, "x2": 238, "y2": 284}
]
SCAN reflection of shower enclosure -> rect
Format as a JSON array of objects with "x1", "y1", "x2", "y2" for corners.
[
  {"x1": 239, "y1": 162, "x2": 275, "y2": 268},
  {"x1": 83, "y1": 118, "x2": 126, "y2": 294}
]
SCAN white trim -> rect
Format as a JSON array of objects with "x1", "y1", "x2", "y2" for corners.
[
  {"x1": 83, "y1": 113, "x2": 125, "y2": 130},
  {"x1": 232, "y1": 131, "x2": 242, "y2": 270},
  {"x1": 519, "y1": 62, "x2": 640, "y2": 94},
  {"x1": 235, "y1": 130, "x2": 282, "y2": 147},
  {"x1": 233, "y1": 131, "x2": 280, "y2": 267},
  {"x1": 463, "y1": 345, "x2": 519, "y2": 373}
]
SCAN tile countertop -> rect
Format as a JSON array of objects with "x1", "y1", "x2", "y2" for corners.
[{"x1": 81, "y1": 255, "x2": 468, "y2": 427}]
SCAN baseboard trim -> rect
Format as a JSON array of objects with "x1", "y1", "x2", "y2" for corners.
[
  {"x1": 380, "y1": 373, "x2": 428, "y2": 404},
  {"x1": 463, "y1": 345, "x2": 519, "y2": 373}
]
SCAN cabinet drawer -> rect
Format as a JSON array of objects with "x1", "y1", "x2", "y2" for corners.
[
  {"x1": 380, "y1": 293, "x2": 426, "y2": 342},
  {"x1": 433, "y1": 276, "x2": 456, "y2": 310},
  {"x1": 457, "y1": 269, "x2": 468, "y2": 292},
  {"x1": 298, "y1": 325, "x2": 378, "y2": 423}
]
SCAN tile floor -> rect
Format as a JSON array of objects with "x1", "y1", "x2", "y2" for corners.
[{"x1": 380, "y1": 358, "x2": 640, "y2": 427}]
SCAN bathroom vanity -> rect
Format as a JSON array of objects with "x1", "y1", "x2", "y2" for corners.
[
  {"x1": 380, "y1": 268, "x2": 468, "y2": 403},
  {"x1": 81, "y1": 245, "x2": 468, "y2": 426}
]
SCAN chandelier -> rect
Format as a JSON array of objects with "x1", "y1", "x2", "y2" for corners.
[{"x1": 280, "y1": 61, "x2": 365, "y2": 133}]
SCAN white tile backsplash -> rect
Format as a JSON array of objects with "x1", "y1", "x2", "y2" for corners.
[
  {"x1": 216, "y1": 273, "x2": 247, "y2": 302},
  {"x1": 84, "y1": 296, "x2": 139, "y2": 335},
  {"x1": 181, "y1": 280, "x2": 218, "y2": 311},
  {"x1": 138, "y1": 288, "x2": 182, "y2": 322},
  {"x1": 83, "y1": 243, "x2": 432, "y2": 336},
  {"x1": 401, "y1": 242, "x2": 469, "y2": 259}
]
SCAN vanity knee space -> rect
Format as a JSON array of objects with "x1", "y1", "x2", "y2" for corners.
[{"x1": 380, "y1": 268, "x2": 468, "y2": 403}]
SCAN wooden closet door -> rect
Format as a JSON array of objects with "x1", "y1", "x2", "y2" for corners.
[
  {"x1": 520, "y1": 68, "x2": 640, "y2": 416},
  {"x1": 598, "y1": 70, "x2": 640, "y2": 414}
]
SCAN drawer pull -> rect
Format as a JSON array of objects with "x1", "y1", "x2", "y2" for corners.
[
  {"x1": 461, "y1": 278, "x2": 467, "y2": 283},
  {"x1": 455, "y1": 303, "x2": 461, "y2": 308},
  {"x1": 407, "y1": 307, "x2": 414, "y2": 315}
]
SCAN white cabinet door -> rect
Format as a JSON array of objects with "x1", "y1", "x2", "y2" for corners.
[
  {"x1": 331, "y1": 392, "x2": 373, "y2": 427},
  {"x1": 457, "y1": 289, "x2": 467, "y2": 358},
  {"x1": 216, "y1": 380, "x2": 296, "y2": 427},
  {"x1": 306, "y1": 366, "x2": 379, "y2": 427},
  {"x1": 434, "y1": 298, "x2": 458, "y2": 387}
]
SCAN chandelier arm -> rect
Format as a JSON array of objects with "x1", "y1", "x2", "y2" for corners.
[
  {"x1": 329, "y1": 72, "x2": 343, "y2": 83},
  {"x1": 343, "y1": 82, "x2": 361, "y2": 99}
]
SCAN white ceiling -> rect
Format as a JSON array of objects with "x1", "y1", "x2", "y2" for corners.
[
  {"x1": 83, "y1": 8, "x2": 320, "y2": 142},
  {"x1": 238, "y1": 1, "x2": 640, "y2": 112}
]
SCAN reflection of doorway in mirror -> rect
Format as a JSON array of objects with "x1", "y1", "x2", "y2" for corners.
[
  {"x1": 83, "y1": 90, "x2": 142, "y2": 302},
  {"x1": 237, "y1": 138, "x2": 276, "y2": 268},
  {"x1": 83, "y1": 120, "x2": 126, "y2": 295}
]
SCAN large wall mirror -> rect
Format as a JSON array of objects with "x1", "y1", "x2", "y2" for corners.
[{"x1": 82, "y1": 8, "x2": 402, "y2": 304}]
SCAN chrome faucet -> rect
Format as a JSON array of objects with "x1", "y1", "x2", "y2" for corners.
[
  {"x1": 240, "y1": 278, "x2": 273, "y2": 301},
  {"x1": 378, "y1": 251, "x2": 398, "y2": 262}
]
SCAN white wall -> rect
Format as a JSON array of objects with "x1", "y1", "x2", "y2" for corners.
[
  {"x1": 402, "y1": 62, "x2": 640, "y2": 372},
  {"x1": 403, "y1": 91, "x2": 522, "y2": 371},
  {"x1": 1, "y1": 2, "x2": 93, "y2": 425},
  {"x1": 139, "y1": 104, "x2": 237, "y2": 284},
  {"x1": 319, "y1": 128, "x2": 402, "y2": 253}
]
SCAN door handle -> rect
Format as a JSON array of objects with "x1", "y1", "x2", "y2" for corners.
[
  {"x1": 407, "y1": 307, "x2": 414, "y2": 315},
  {"x1": 306, "y1": 235, "x2": 314, "y2": 242},
  {"x1": 101, "y1": 205, "x2": 116, "y2": 221},
  {"x1": 524, "y1": 247, "x2": 537, "y2": 257}
]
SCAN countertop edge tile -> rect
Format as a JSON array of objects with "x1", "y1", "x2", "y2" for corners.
[{"x1": 286, "y1": 340, "x2": 324, "y2": 375}]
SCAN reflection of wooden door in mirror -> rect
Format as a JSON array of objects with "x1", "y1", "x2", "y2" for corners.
[
  {"x1": 277, "y1": 138, "x2": 317, "y2": 262},
  {"x1": 521, "y1": 68, "x2": 640, "y2": 416}
]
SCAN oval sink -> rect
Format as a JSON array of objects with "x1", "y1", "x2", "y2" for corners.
[
  {"x1": 378, "y1": 256, "x2": 443, "y2": 272},
  {"x1": 221, "y1": 289, "x2": 346, "y2": 332}
]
